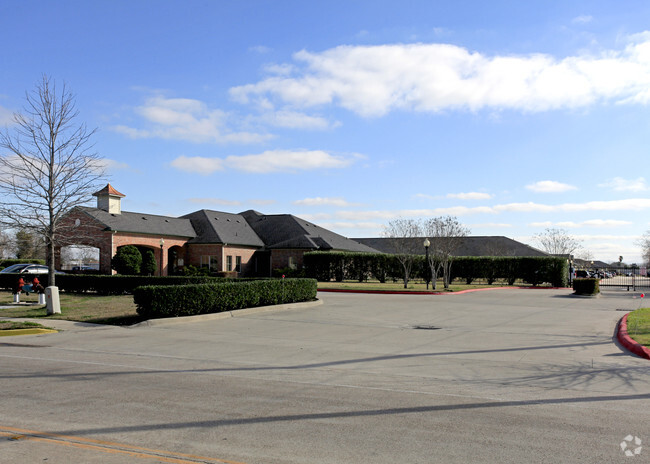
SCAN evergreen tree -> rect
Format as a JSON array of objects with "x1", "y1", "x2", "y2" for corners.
[{"x1": 112, "y1": 245, "x2": 142, "y2": 275}]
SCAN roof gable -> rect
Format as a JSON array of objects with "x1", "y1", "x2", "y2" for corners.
[
  {"x1": 182, "y1": 210, "x2": 264, "y2": 247},
  {"x1": 78, "y1": 207, "x2": 196, "y2": 238},
  {"x1": 240, "y1": 210, "x2": 379, "y2": 252},
  {"x1": 353, "y1": 236, "x2": 548, "y2": 257}
]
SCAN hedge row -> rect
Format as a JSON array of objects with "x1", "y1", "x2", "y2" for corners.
[
  {"x1": 133, "y1": 278, "x2": 318, "y2": 318},
  {"x1": 0, "y1": 274, "x2": 234, "y2": 294},
  {"x1": 303, "y1": 252, "x2": 569, "y2": 287},
  {"x1": 573, "y1": 278, "x2": 600, "y2": 295}
]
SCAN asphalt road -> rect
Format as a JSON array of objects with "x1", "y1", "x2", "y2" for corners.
[{"x1": 1, "y1": 288, "x2": 649, "y2": 463}]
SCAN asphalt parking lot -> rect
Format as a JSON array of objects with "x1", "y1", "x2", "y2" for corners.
[{"x1": 1, "y1": 288, "x2": 649, "y2": 463}]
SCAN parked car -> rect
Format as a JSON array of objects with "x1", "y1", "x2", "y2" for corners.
[
  {"x1": 574, "y1": 270, "x2": 590, "y2": 278},
  {"x1": 0, "y1": 263, "x2": 64, "y2": 274}
]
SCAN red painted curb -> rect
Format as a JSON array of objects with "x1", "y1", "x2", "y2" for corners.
[
  {"x1": 617, "y1": 313, "x2": 650, "y2": 360},
  {"x1": 317, "y1": 286, "x2": 569, "y2": 296}
]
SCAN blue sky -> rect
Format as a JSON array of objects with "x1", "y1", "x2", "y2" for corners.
[{"x1": 2, "y1": 0, "x2": 650, "y2": 264}]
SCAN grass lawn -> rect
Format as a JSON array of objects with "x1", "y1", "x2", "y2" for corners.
[
  {"x1": 0, "y1": 320, "x2": 50, "y2": 330},
  {"x1": 0, "y1": 279, "x2": 548, "y2": 326},
  {"x1": 626, "y1": 308, "x2": 650, "y2": 347},
  {"x1": 0, "y1": 291, "x2": 142, "y2": 325}
]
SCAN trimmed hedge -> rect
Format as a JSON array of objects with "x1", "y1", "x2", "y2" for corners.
[
  {"x1": 133, "y1": 278, "x2": 317, "y2": 318},
  {"x1": 573, "y1": 278, "x2": 600, "y2": 295},
  {"x1": 304, "y1": 252, "x2": 569, "y2": 287}
]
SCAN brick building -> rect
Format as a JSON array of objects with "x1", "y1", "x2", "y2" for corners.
[{"x1": 57, "y1": 184, "x2": 378, "y2": 276}]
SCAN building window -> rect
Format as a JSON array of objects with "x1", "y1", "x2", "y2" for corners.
[
  {"x1": 289, "y1": 256, "x2": 297, "y2": 270},
  {"x1": 201, "y1": 255, "x2": 219, "y2": 271},
  {"x1": 235, "y1": 256, "x2": 242, "y2": 272},
  {"x1": 226, "y1": 255, "x2": 233, "y2": 272}
]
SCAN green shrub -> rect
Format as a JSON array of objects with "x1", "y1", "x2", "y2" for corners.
[
  {"x1": 573, "y1": 278, "x2": 600, "y2": 295},
  {"x1": 112, "y1": 245, "x2": 142, "y2": 275},
  {"x1": 133, "y1": 278, "x2": 318, "y2": 318},
  {"x1": 141, "y1": 249, "x2": 157, "y2": 276}
]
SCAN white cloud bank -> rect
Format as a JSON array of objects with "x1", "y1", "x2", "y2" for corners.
[
  {"x1": 114, "y1": 95, "x2": 271, "y2": 144},
  {"x1": 231, "y1": 33, "x2": 650, "y2": 116},
  {"x1": 294, "y1": 197, "x2": 360, "y2": 207},
  {"x1": 599, "y1": 176, "x2": 648, "y2": 192},
  {"x1": 171, "y1": 149, "x2": 357, "y2": 175},
  {"x1": 526, "y1": 180, "x2": 578, "y2": 193}
]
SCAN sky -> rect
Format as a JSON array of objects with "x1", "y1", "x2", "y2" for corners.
[{"x1": 2, "y1": 0, "x2": 650, "y2": 264}]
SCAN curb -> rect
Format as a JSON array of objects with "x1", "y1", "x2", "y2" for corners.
[
  {"x1": 317, "y1": 286, "x2": 570, "y2": 296},
  {"x1": 131, "y1": 299, "x2": 323, "y2": 328},
  {"x1": 617, "y1": 313, "x2": 650, "y2": 360},
  {"x1": 0, "y1": 328, "x2": 58, "y2": 337}
]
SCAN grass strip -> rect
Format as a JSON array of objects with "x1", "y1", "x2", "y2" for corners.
[{"x1": 626, "y1": 308, "x2": 650, "y2": 347}]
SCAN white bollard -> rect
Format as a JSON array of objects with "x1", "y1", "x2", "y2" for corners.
[
  {"x1": 13, "y1": 293, "x2": 20, "y2": 304},
  {"x1": 45, "y1": 286, "x2": 61, "y2": 315},
  {"x1": 38, "y1": 293, "x2": 46, "y2": 305}
]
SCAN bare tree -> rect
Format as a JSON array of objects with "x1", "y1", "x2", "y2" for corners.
[
  {"x1": 0, "y1": 229, "x2": 14, "y2": 262},
  {"x1": 0, "y1": 75, "x2": 105, "y2": 285},
  {"x1": 533, "y1": 228, "x2": 581, "y2": 256},
  {"x1": 383, "y1": 218, "x2": 421, "y2": 288},
  {"x1": 637, "y1": 232, "x2": 650, "y2": 267},
  {"x1": 422, "y1": 216, "x2": 470, "y2": 289}
]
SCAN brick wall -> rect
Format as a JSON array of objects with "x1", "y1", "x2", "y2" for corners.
[{"x1": 270, "y1": 249, "x2": 308, "y2": 270}]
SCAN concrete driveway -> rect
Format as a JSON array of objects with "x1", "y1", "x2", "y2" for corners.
[{"x1": 1, "y1": 288, "x2": 649, "y2": 463}]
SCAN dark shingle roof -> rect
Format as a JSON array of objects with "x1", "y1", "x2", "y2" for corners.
[
  {"x1": 182, "y1": 210, "x2": 264, "y2": 247},
  {"x1": 78, "y1": 207, "x2": 196, "y2": 238},
  {"x1": 353, "y1": 236, "x2": 548, "y2": 257},
  {"x1": 240, "y1": 210, "x2": 379, "y2": 252}
]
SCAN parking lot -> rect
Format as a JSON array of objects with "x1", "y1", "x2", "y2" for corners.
[{"x1": 1, "y1": 288, "x2": 649, "y2": 463}]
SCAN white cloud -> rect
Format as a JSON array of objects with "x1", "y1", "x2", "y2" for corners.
[
  {"x1": 294, "y1": 197, "x2": 360, "y2": 207},
  {"x1": 529, "y1": 219, "x2": 633, "y2": 228},
  {"x1": 250, "y1": 45, "x2": 272, "y2": 54},
  {"x1": 572, "y1": 15, "x2": 593, "y2": 24},
  {"x1": 230, "y1": 33, "x2": 650, "y2": 116},
  {"x1": 470, "y1": 222, "x2": 512, "y2": 229},
  {"x1": 599, "y1": 176, "x2": 648, "y2": 192},
  {"x1": 114, "y1": 95, "x2": 271, "y2": 144},
  {"x1": 447, "y1": 192, "x2": 492, "y2": 200},
  {"x1": 259, "y1": 109, "x2": 338, "y2": 130},
  {"x1": 525, "y1": 180, "x2": 577, "y2": 193},
  {"x1": 171, "y1": 150, "x2": 358, "y2": 175},
  {"x1": 170, "y1": 156, "x2": 224, "y2": 174},
  {"x1": 495, "y1": 198, "x2": 650, "y2": 213},
  {"x1": 97, "y1": 158, "x2": 130, "y2": 172},
  {"x1": 320, "y1": 198, "x2": 650, "y2": 223},
  {"x1": 0, "y1": 104, "x2": 14, "y2": 125}
]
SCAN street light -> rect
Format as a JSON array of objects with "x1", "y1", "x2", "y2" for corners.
[
  {"x1": 423, "y1": 238, "x2": 430, "y2": 290},
  {"x1": 159, "y1": 238, "x2": 165, "y2": 276}
]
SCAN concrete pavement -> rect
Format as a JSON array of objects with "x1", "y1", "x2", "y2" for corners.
[{"x1": 1, "y1": 288, "x2": 649, "y2": 463}]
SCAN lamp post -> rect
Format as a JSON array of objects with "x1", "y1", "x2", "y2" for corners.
[
  {"x1": 159, "y1": 238, "x2": 164, "y2": 276},
  {"x1": 423, "y1": 238, "x2": 430, "y2": 290}
]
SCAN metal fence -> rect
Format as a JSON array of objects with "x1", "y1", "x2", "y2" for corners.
[{"x1": 576, "y1": 267, "x2": 650, "y2": 290}]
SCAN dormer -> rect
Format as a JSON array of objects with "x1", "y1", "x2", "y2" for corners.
[{"x1": 93, "y1": 183, "x2": 125, "y2": 214}]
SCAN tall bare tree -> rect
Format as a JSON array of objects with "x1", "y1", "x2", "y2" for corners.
[
  {"x1": 422, "y1": 216, "x2": 470, "y2": 289},
  {"x1": 0, "y1": 75, "x2": 105, "y2": 285},
  {"x1": 637, "y1": 232, "x2": 650, "y2": 267},
  {"x1": 533, "y1": 228, "x2": 581, "y2": 256},
  {"x1": 383, "y1": 218, "x2": 421, "y2": 288}
]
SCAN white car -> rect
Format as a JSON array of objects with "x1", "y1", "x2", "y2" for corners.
[{"x1": 0, "y1": 263, "x2": 63, "y2": 274}]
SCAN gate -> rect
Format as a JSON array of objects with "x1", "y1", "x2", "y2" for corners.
[{"x1": 580, "y1": 267, "x2": 650, "y2": 290}]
